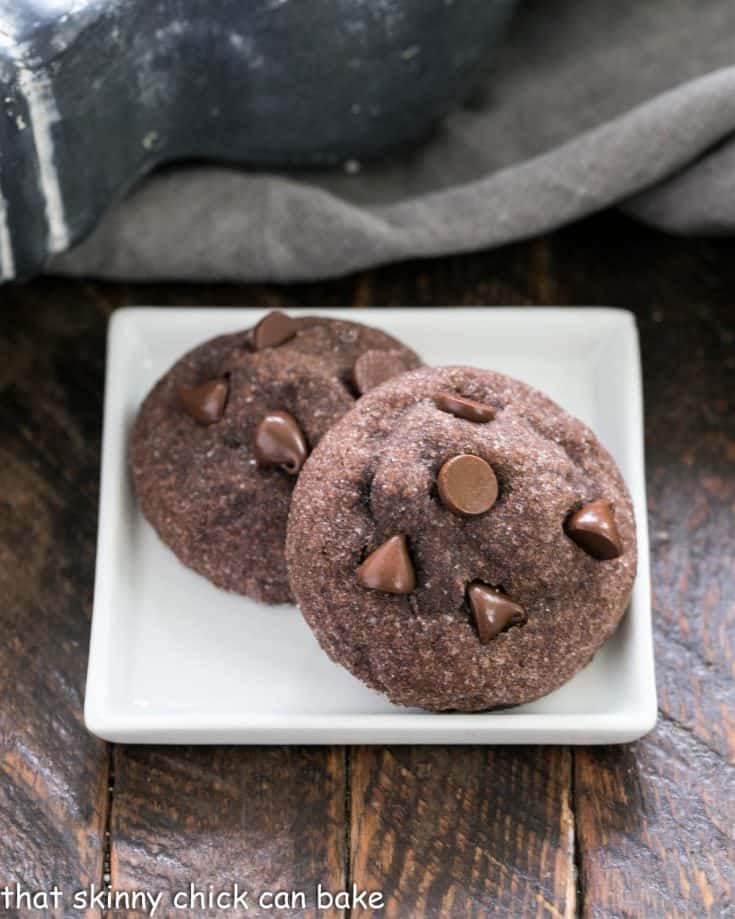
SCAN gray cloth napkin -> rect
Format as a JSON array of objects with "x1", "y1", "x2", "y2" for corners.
[{"x1": 52, "y1": 0, "x2": 735, "y2": 282}]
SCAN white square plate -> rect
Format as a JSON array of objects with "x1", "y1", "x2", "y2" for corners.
[{"x1": 85, "y1": 307, "x2": 656, "y2": 744}]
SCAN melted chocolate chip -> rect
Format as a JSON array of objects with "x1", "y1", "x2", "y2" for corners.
[
  {"x1": 437, "y1": 454, "x2": 498, "y2": 516},
  {"x1": 352, "y1": 349, "x2": 411, "y2": 395},
  {"x1": 435, "y1": 392, "x2": 496, "y2": 423},
  {"x1": 254, "y1": 411, "x2": 309, "y2": 474},
  {"x1": 356, "y1": 534, "x2": 416, "y2": 594},
  {"x1": 467, "y1": 583, "x2": 526, "y2": 643},
  {"x1": 179, "y1": 378, "x2": 228, "y2": 425},
  {"x1": 252, "y1": 310, "x2": 298, "y2": 350},
  {"x1": 566, "y1": 499, "x2": 623, "y2": 560}
]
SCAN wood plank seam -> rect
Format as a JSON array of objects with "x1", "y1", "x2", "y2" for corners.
[
  {"x1": 571, "y1": 749, "x2": 583, "y2": 919},
  {"x1": 102, "y1": 744, "x2": 115, "y2": 899},
  {"x1": 344, "y1": 746, "x2": 352, "y2": 919},
  {"x1": 2, "y1": 222, "x2": 732, "y2": 918}
]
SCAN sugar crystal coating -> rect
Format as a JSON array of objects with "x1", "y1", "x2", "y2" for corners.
[
  {"x1": 131, "y1": 316, "x2": 420, "y2": 603},
  {"x1": 286, "y1": 365, "x2": 637, "y2": 711}
]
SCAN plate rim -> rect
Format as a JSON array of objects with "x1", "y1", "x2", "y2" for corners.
[{"x1": 85, "y1": 305, "x2": 657, "y2": 745}]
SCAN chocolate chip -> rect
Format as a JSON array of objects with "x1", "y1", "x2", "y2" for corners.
[
  {"x1": 254, "y1": 411, "x2": 309, "y2": 474},
  {"x1": 566, "y1": 499, "x2": 623, "y2": 560},
  {"x1": 467, "y1": 583, "x2": 526, "y2": 643},
  {"x1": 356, "y1": 534, "x2": 416, "y2": 594},
  {"x1": 352, "y1": 349, "x2": 412, "y2": 395},
  {"x1": 435, "y1": 392, "x2": 496, "y2": 423},
  {"x1": 252, "y1": 310, "x2": 297, "y2": 350},
  {"x1": 179, "y1": 378, "x2": 228, "y2": 425},
  {"x1": 437, "y1": 455, "x2": 498, "y2": 516}
]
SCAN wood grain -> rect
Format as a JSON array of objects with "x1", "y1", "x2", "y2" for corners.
[
  {"x1": 110, "y1": 746, "x2": 346, "y2": 918},
  {"x1": 0, "y1": 292, "x2": 110, "y2": 916},
  {"x1": 550, "y1": 218, "x2": 735, "y2": 918},
  {"x1": 576, "y1": 729, "x2": 735, "y2": 919},
  {"x1": 0, "y1": 211, "x2": 733, "y2": 918},
  {"x1": 350, "y1": 747, "x2": 575, "y2": 918}
]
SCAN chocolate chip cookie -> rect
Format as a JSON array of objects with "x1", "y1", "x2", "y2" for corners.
[
  {"x1": 286, "y1": 365, "x2": 637, "y2": 711},
  {"x1": 130, "y1": 312, "x2": 420, "y2": 603}
]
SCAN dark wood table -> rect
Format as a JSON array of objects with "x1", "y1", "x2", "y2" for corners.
[{"x1": 1, "y1": 211, "x2": 733, "y2": 918}]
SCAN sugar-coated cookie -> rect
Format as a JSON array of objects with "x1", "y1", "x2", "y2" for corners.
[
  {"x1": 286, "y1": 365, "x2": 636, "y2": 711},
  {"x1": 130, "y1": 312, "x2": 420, "y2": 603}
]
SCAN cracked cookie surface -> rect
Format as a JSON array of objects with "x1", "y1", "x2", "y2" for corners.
[
  {"x1": 130, "y1": 315, "x2": 420, "y2": 603},
  {"x1": 286, "y1": 365, "x2": 637, "y2": 710}
]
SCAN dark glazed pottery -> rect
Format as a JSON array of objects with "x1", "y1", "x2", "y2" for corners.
[{"x1": 0, "y1": 0, "x2": 518, "y2": 279}]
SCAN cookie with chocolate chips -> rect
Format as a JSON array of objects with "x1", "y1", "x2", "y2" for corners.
[
  {"x1": 130, "y1": 312, "x2": 420, "y2": 603},
  {"x1": 286, "y1": 365, "x2": 637, "y2": 711}
]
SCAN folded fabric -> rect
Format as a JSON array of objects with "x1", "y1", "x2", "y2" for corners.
[{"x1": 53, "y1": 0, "x2": 735, "y2": 282}]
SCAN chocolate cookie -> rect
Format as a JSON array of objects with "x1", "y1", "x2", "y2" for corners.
[
  {"x1": 130, "y1": 312, "x2": 420, "y2": 603},
  {"x1": 286, "y1": 366, "x2": 637, "y2": 711}
]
